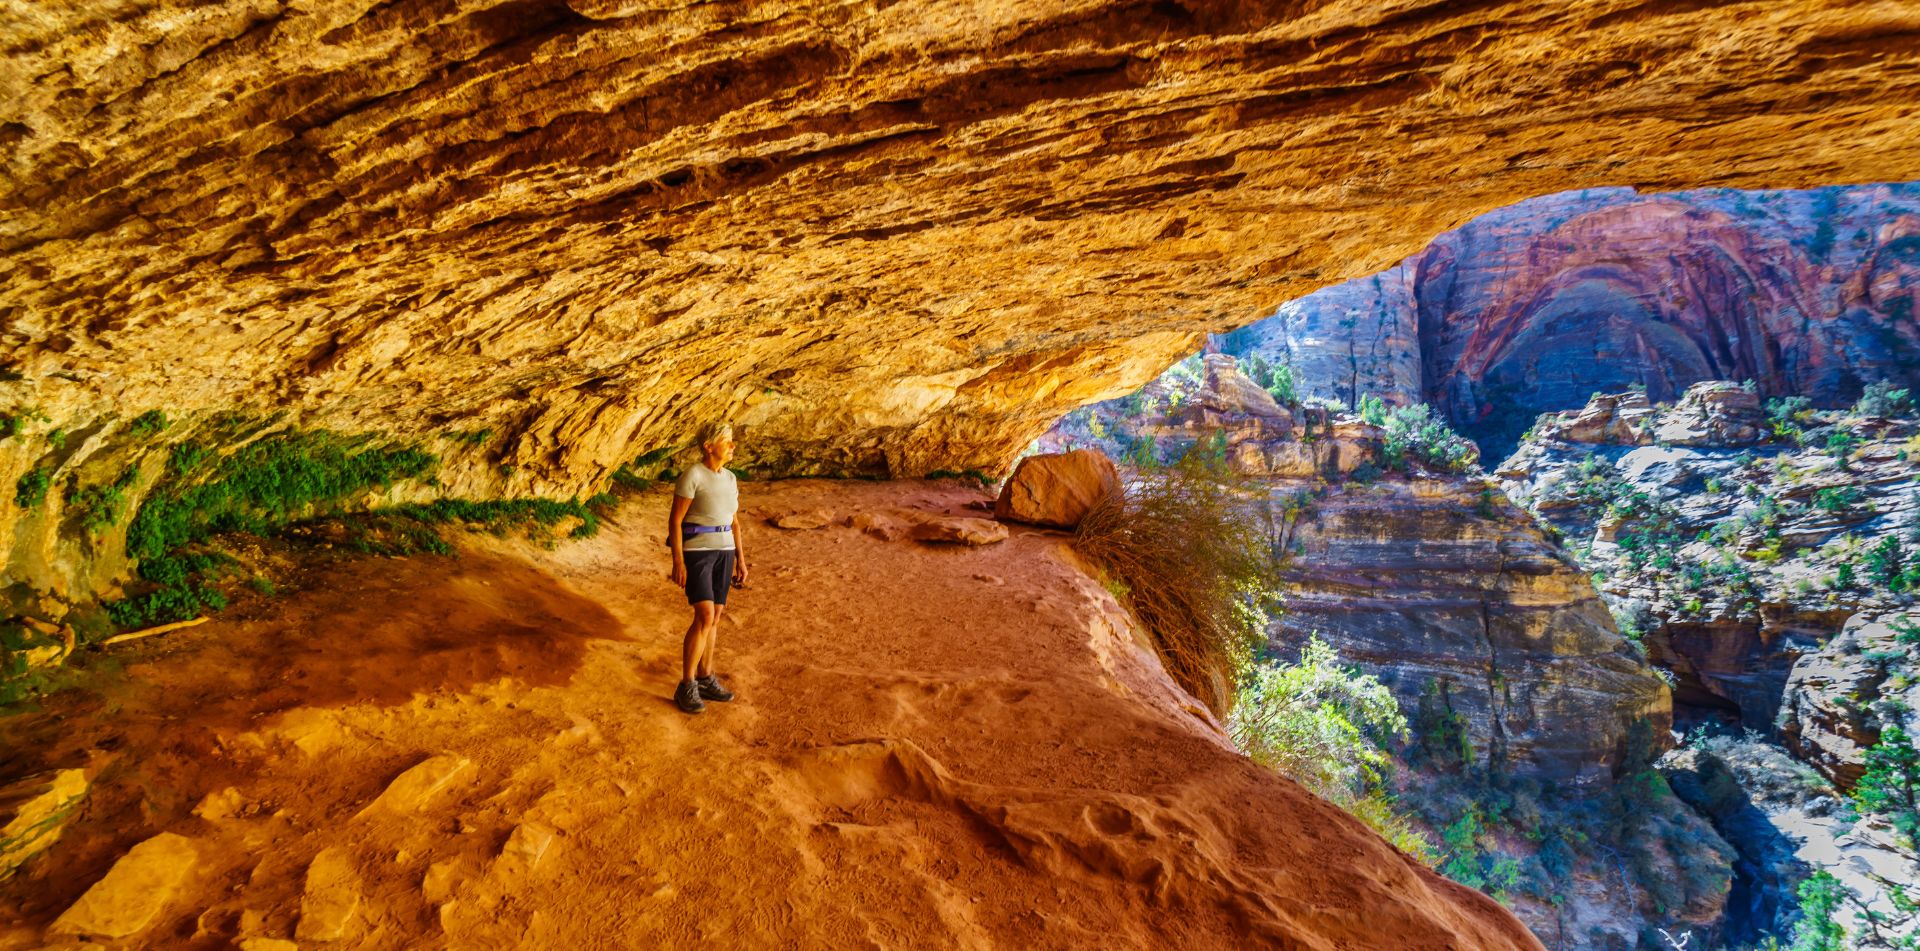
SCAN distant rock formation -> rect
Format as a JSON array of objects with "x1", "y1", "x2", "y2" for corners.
[{"x1": 1221, "y1": 184, "x2": 1920, "y2": 459}]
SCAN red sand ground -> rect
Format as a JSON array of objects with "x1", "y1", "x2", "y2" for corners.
[{"x1": 1, "y1": 479, "x2": 1542, "y2": 949}]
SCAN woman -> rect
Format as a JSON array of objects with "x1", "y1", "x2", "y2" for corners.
[{"x1": 667, "y1": 422, "x2": 748, "y2": 714}]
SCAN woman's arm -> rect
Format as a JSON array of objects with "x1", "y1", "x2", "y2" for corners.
[
  {"x1": 668, "y1": 495, "x2": 692, "y2": 585},
  {"x1": 730, "y1": 512, "x2": 747, "y2": 584}
]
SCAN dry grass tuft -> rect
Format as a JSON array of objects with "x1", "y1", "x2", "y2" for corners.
[{"x1": 1072, "y1": 435, "x2": 1282, "y2": 715}]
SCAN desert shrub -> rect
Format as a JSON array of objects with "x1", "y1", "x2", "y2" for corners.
[
  {"x1": 1266, "y1": 363, "x2": 1299, "y2": 407},
  {"x1": 1358, "y1": 393, "x2": 1391, "y2": 426},
  {"x1": 1853, "y1": 380, "x2": 1915, "y2": 419},
  {"x1": 1381, "y1": 403, "x2": 1478, "y2": 474},
  {"x1": 14, "y1": 467, "x2": 50, "y2": 508},
  {"x1": 126, "y1": 409, "x2": 169, "y2": 438},
  {"x1": 1230, "y1": 634, "x2": 1406, "y2": 800},
  {"x1": 1810, "y1": 486, "x2": 1865, "y2": 513},
  {"x1": 1825, "y1": 430, "x2": 1860, "y2": 469},
  {"x1": 1073, "y1": 432, "x2": 1281, "y2": 714}
]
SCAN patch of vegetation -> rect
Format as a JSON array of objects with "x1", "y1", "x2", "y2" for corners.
[
  {"x1": 1854, "y1": 725, "x2": 1919, "y2": 847},
  {"x1": 1380, "y1": 403, "x2": 1478, "y2": 474},
  {"x1": 14, "y1": 467, "x2": 50, "y2": 508},
  {"x1": 1229, "y1": 634, "x2": 1435, "y2": 861},
  {"x1": 66, "y1": 464, "x2": 141, "y2": 535},
  {"x1": 1810, "y1": 485, "x2": 1866, "y2": 514},
  {"x1": 1853, "y1": 380, "x2": 1915, "y2": 419},
  {"x1": 1072, "y1": 429, "x2": 1281, "y2": 715},
  {"x1": 112, "y1": 430, "x2": 439, "y2": 626},
  {"x1": 1768, "y1": 396, "x2": 1814, "y2": 442},
  {"x1": 126, "y1": 410, "x2": 169, "y2": 438},
  {"x1": 439, "y1": 427, "x2": 494, "y2": 446}
]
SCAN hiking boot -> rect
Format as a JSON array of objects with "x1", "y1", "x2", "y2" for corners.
[
  {"x1": 696, "y1": 674, "x2": 734, "y2": 702},
  {"x1": 674, "y1": 679, "x2": 705, "y2": 714}
]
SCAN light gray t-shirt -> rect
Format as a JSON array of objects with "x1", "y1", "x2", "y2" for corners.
[{"x1": 673, "y1": 463, "x2": 738, "y2": 551}]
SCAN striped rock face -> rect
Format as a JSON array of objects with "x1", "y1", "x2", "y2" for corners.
[{"x1": 3, "y1": 0, "x2": 1919, "y2": 493}]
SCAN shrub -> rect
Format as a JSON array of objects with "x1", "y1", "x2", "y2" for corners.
[
  {"x1": 1358, "y1": 394, "x2": 1390, "y2": 426},
  {"x1": 1826, "y1": 430, "x2": 1860, "y2": 468},
  {"x1": 1854, "y1": 725, "x2": 1919, "y2": 845},
  {"x1": 1811, "y1": 485, "x2": 1866, "y2": 513},
  {"x1": 127, "y1": 409, "x2": 169, "y2": 438},
  {"x1": 14, "y1": 467, "x2": 50, "y2": 508},
  {"x1": 1072, "y1": 433, "x2": 1281, "y2": 714},
  {"x1": 1229, "y1": 634, "x2": 1407, "y2": 801},
  {"x1": 1853, "y1": 380, "x2": 1915, "y2": 418},
  {"x1": 1381, "y1": 403, "x2": 1478, "y2": 474},
  {"x1": 1266, "y1": 363, "x2": 1299, "y2": 407}
]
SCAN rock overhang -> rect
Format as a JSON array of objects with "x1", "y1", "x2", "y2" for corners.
[{"x1": 3, "y1": 0, "x2": 1919, "y2": 493}]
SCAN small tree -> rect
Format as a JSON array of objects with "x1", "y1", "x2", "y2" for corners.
[
  {"x1": 1855, "y1": 726, "x2": 1920, "y2": 844},
  {"x1": 1787, "y1": 871, "x2": 1848, "y2": 951}
]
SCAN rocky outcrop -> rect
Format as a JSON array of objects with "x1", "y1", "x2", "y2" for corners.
[
  {"x1": 1781, "y1": 612, "x2": 1920, "y2": 788},
  {"x1": 1497, "y1": 384, "x2": 1920, "y2": 733},
  {"x1": 5, "y1": 4, "x2": 1920, "y2": 501},
  {"x1": 1275, "y1": 476, "x2": 1671, "y2": 782},
  {"x1": 1220, "y1": 183, "x2": 1920, "y2": 457}
]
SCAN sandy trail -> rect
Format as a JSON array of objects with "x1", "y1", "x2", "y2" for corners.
[{"x1": 1, "y1": 479, "x2": 1540, "y2": 950}]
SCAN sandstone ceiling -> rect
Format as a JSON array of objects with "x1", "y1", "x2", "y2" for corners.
[{"x1": 3, "y1": 0, "x2": 1919, "y2": 492}]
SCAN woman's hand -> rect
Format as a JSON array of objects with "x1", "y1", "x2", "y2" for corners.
[
  {"x1": 732, "y1": 559, "x2": 748, "y2": 587},
  {"x1": 670, "y1": 560, "x2": 687, "y2": 588}
]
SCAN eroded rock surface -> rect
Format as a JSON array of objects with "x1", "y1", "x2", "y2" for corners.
[{"x1": 4, "y1": 3, "x2": 1919, "y2": 497}]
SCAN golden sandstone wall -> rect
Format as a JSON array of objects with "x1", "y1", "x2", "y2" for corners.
[{"x1": 3, "y1": 0, "x2": 1918, "y2": 495}]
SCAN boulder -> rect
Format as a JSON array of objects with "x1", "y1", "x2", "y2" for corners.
[
  {"x1": 1196, "y1": 354, "x2": 1287, "y2": 418},
  {"x1": 993, "y1": 450, "x2": 1120, "y2": 529},
  {"x1": 1539, "y1": 391, "x2": 1657, "y2": 445},
  {"x1": 49, "y1": 832, "x2": 198, "y2": 938},
  {"x1": 356, "y1": 754, "x2": 475, "y2": 817}
]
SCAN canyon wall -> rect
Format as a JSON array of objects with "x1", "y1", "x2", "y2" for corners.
[{"x1": 1226, "y1": 183, "x2": 1920, "y2": 457}]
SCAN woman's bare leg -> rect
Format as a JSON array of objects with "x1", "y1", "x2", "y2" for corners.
[
  {"x1": 682, "y1": 601, "x2": 716, "y2": 683},
  {"x1": 698, "y1": 604, "x2": 724, "y2": 679}
]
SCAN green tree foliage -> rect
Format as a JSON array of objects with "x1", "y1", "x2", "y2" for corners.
[
  {"x1": 1229, "y1": 635, "x2": 1434, "y2": 861},
  {"x1": 1358, "y1": 393, "x2": 1390, "y2": 426},
  {"x1": 1786, "y1": 871, "x2": 1848, "y2": 951},
  {"x1": 1230, "y1": 635, "x2": 1406, "y2": 799},
  {"x1": 1855, "y1": 726, "x2": 1920, "y2": 845},
  {"x1": 1826, "y1": 430, "x2": 1860, "y2": 469},
  {"x1": 1380, "y1": 403, "x2": 1478, "y2": 474},
  {"x1": 1854, "y1": 381, "x2": 1915, "y2": 419}
]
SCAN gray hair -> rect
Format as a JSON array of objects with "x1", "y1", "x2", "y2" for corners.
[{"x1": 697, "y1": 422, "x2": 734, "y2": 448}]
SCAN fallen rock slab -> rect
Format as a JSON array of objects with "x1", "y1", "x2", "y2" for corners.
[
  {"x1": 994, "y1": 449, "x2": 1120, "y2": 529},
  {"x1": 0, "y1": 767, "x2": 91, "y2": 880},
  {"x1": 356, "y1": 754, "x2": 475, "y2": 817},
  {"x1": 48, "y1": 832, "x2": 198, "y2": 938},
  {"x1": 909, "y1": 517, "x2": 1009, "y2": 546},
  {"x1": 769, "y1": 509, "x2": 834, "y2": 529},
  {"x1": 296, "y1": 846, "x2": 363, "y2": 942}
]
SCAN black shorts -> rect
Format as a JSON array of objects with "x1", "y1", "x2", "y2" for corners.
[{"x1": 683, "y1": 549, "x2": 735, "y2": 605}]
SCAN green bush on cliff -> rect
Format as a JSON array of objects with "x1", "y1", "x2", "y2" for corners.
[
  {"x1": 1380, "y1": 403, "x2": 1477, "y2": 474},
  {"x1": 1073, "y1": 431, "x2": 1281, "y2": 716},
  {"x1": 1853, "y1": 381, "x2": 1915, "y2": 419},
  {"x1": 1229, "y1": 634, "x2": 1434, "y2": 861},
  {"x1": 14, "y1": 467, "x2": 50, "y2": 508},
  {"x1": 1855, "y1": 726, "x2": 1920, "y2": 846}
]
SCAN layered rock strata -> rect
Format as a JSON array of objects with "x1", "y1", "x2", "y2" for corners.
[
  {"x1": 1042, "y1": 354, "x2": 1671, "y2": 781},
  {"x1": 4, "y1": 2, "x2": 1920, "y2": 496},
  {"x1": 1498, "y1": 384, "x2": 1920, "y2": 738},
  {"x1": 1220, "y1": 183, "x2": 1920, "y2": 457}
]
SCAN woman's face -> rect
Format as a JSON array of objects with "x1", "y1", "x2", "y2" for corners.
[{"x1": 706, "y1": 433, "x2": 735, "y2": 465}]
